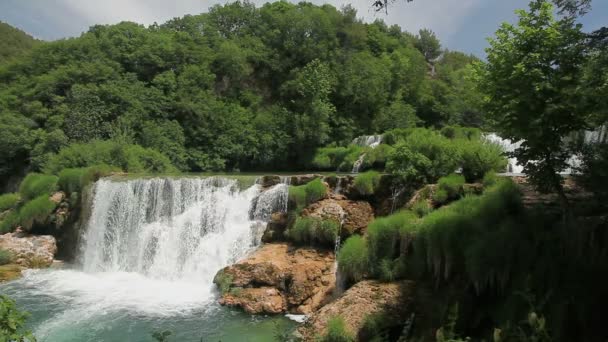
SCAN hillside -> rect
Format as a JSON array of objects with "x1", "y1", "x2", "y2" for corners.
[{"x1": 0, "y1": 21, "x2": 40, "y2": 64}]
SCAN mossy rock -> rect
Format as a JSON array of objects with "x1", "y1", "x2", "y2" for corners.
[{"x1": 0, "y1": 264, "x2": 23, "y2": 282}]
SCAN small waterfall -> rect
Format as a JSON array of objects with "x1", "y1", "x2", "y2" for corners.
[
  {"x1": 333, "y1": 209, "x2": 346, "y2": 297},
  {"x1": 484, "y1": 133, "x2": 524, "y2": 174},
  {"x1": 352, "y1": 154, "x2": 366, "y2": 173},
  {"x1": 351, "y1": 135, "x2": 383, "y2": 148},
  {"x1": 350, "y1": 135, "x2": 383, "y2": 173}
]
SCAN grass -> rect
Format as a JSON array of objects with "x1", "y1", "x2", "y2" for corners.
[
  {"x1": 437, "y1": 174, "x2": 465, "y2": 199},
  {"x1": 354, "y1": 170, "x2": 381, "y2": 196},
  {"x1": 0, "y1": 249, "x2": 12, "y2": 266},
  {"x1": 17, "y1": 195, "x2": 57, "y2": 231},
  {"x1": 287, "y1": 216, "x2": 339, "y2": 247},
  {"x1": 18, "y1": 173, "x2": 58, "y2": 201},
  {"x1": 367, "y1": 211, "x2": 417, "y2": 275},
  {"x1": 0, "y1": 211, "x2": 20, "y2": 234},
  {"x1": 0, "y1": 193, "x2": 20, "y2": 212},
  {"x1": 58, "y1": 168, "x2": 87, "y2": 194},
  {"x1": 288, "y1": 178, "x2": 327, "y2": 209},
  {"x1": 318, "y1": 316, "x2": 354, "y2": 342},
  {"x1": 338, "y1": 235, "x2": 369, "y2": 284},
  {"x1": 412, "y1": 199, "x2": 433, "y2": 217}
]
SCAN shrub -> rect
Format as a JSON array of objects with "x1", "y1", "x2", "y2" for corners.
[
  {"x1": 0, "y1": 194, "x2": 20, "y2": 212},
  {"x1": 437, "y1": 174, "x2": 465, "y2": 199},
  {"x1": 386, "y1": 129, "x2": 460, "y2": 185},
  {"x1": 412, "y1": 199, "x2": 432, "y2": 217},
  {"x1": 312, "y1": 146, "x2": 350, "y2": 170},
  {"x1": 287, "y1": 217, "x2": 339, "y2": 247},
  {"x1": 18, "y1": 195, "x2": 57, "y2": 231},
  {"x1": 432, "y1": 188, "x2": 449, "y2": 204},
  {"x1": 482, "y1": 172, "x2": 499, "y2": 188},
  {"x1": 367, "y1": 211, "x2": 417, "y2": 274},
  {"x1": 306, "y1": 179, "x2": 327, "y2": 204},
  {"x1": 0, "y1": 249, "x2": 12, "y2": 266},
  {"x1": 440, "y1": 126, "x2": 481, "y2": 140},
  {"x1": 460, "y1": 140, "x2": 507, "y2": 182},
  {"x1": 0, "y1": 295, "x2": 35, "y2": 342},
  {"x1": 19, "y1": 173, "x2": 58, "y2": 201},
  {"x1": 338, "y1": 235, "x2": 369, "y2": 283},
  {"x1": 57, "y1": 168, "x2": 87, "y2": 194},
  {"x1": 354, "y1": 171, "x2": 381, "y2": 195},
  {"x1": 363, "y1": 144, "x2": 394, "y2": 170},
  {"x1": 318, "y1": 316, "x2": 354, "y2": 342},
  {"x1": 0, "y1": 211, "x2": 19, "y2": 234},
  {"x1": 360, "y1": 313, "x2": 393, "y2": 341},
  {"x1": 43, "y1": 140, "x2": 176, "y2": 174},
  {"x1": 79, "y1": 164, "x2": 120, "y2": 189}
]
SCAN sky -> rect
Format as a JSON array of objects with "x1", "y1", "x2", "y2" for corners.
[{"x1": 0, "y1": 0, "x2": 606, "y2": 57}]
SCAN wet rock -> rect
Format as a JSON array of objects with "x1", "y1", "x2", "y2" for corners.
[
  {"x1": 298, "y1": 280, "x2": 415, "y2": 341},
  {"x1": 302, "y1": 198, "x2": 374, "y2": 237},
  {"x1": 262, "y1": 212, "x2": 289, "y2": 243},
  {"x1": 259, "y1": 175, "x2": 282, "y2": 188},
  {"x1": 215, "y1": 243, "x2": 335, "y2": 315},
  {"x1": 219, "y1": 287, "x2": 286, "y2": 314},
  {"x1": 0, "y1": 232, "x2": 57, "y2": 268}
]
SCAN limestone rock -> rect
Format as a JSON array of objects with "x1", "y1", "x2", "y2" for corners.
[
  {"x1": 298, "y1": 280, "x2": 415, "y2": 341},
  {"x1": 215, "y1": 243, "x2": 336, "y2": 315},
  {"x1": 302, "y1": 198, "x2": 374, "y2": 236},
  {"x1": 0, "y1": 232, "x2": 57, "y2": 267},
  {"x1": 219, "y1": 287, "x2": 287, "y2": 314},
  {"x1": 262, "y1": 212, "x2": 289, "y2": 243}
]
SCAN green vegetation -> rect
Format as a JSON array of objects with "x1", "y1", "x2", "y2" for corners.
[
  {"x1": 214, "y1": 271, "x2": 234, "y2": 295},
  {"x1": 288, "y1": 179, "x2": 327, "y2": 210},
  {"x1": 411, "y1": 199, "x2": 432, "y2": 217},
  {"x1": 0, "y1": 249, "x2": 12, "y2": 266},
  {"x1": 286, "y1": 217, "x2": 339, "y2": 248},
  {"x1": 437, "y1": 174, "x2": 465, "y2": 200},
  {"x1": 0, "y1": 193, "x2": 20, "y2": 212},
  {"x1": 460, "y1": 140, "x2": 507, "y2": 183},
  {"x1": 367, "y1": 211, "x2": 417, "y2": 277},
  {"x1": 337, "y1": 235, "x2": 368, "y2": 284},
  {"x1": 0, "y1": 2, "x2": 485, "y2": 188},
  {"x1": 43, "y1": 140, "x2": 176, "y2": 175},
  {"x1": 318, "y1": 316, "x2": 354, "y2": 342},
  {"x1": 17, "y1": 195, "x2": 57, "y2": 231},
  {"x1": 0, "y1": 22, "x2": 40, "y2": 65},
  {"x1": 18, "y1": 174, "x2": 58, "y2": 201},
  {"x1": 353, "y1": 171, "x2": 381, "y2": 195},
  {"x1": 0, "y1": 295, "x2": 36, "y2": 341}
]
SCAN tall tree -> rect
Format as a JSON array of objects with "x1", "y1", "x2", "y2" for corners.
[
  {"x1": 415, "y1": 29, "x2": 441, "y2": 61},
  {"x1": 476, "y1": 0, "x2": 587, "y2": 207}
]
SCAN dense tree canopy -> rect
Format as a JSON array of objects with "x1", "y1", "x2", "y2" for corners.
[
  {"x1": 0, "y1": 2, "x2": 483, "y2": 184},
  {"x1": 0, "y1": 22, "x2": 39, "y2": 65}
]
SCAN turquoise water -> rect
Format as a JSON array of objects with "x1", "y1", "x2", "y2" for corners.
[{"x1": 0, "y1": 268, "x2": 294, "y2": 342}]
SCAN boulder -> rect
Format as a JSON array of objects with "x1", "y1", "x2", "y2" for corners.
[
  {"x1": 302, "y1": 198, "x2": 374, "y2": 237},
  {"x1": 298, "y1": 280, "x2": 415, "y2": 341},
  {"x1": 215, "y1": 243, "x2": 336, "y2": 315},
  {"x1": 0, "y1": 232, "x2": 57, "y2": 267},
  {"x1": 262, "y1": 212, "x2": 289, "y2": 243}
]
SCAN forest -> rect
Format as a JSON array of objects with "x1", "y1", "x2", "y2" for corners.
[{"x1": 0, "y1": 0, "x2": 607, "y2": 341}]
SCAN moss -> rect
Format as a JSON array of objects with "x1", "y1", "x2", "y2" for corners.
[
  {"x1": 354, "y1": 171, "x2": 381, "y2": 195},
  {"x1": 0, "y1": 193, "x2": 20, "y2": 212},
  {"x1": 18, "y1": 173, "x2": 58, "y2": 201},
  {"x1": 214, "y1": 271, "x2": 234, "y2": 294},
  {"x1": 0, "y1": 264, "x2": 22, "y2": 283}
]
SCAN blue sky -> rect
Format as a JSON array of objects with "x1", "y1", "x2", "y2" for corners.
[{"x1": 0, "y1": 0, "x2": 606, "y2": 57}]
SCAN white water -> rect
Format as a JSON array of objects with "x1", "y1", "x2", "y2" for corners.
[
  {"x1": 8, "y1": 177, "x2": 291, "y2": 338},
  {"x1": 485, "y1": 128, "x2": 607, "y2": 175},
  {"x1": 351, "y1": 135, "x2": 383, "y2": 148}
]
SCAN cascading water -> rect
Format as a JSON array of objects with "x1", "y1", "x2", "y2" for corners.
[
  {"x1": 350, "y1": 135, "x2": 383, "y2": 173},
  {"x1": 484, "y1": 133, "x2": 524, "y2": 174},
  {"x1": 0, "y1": 176, "x2": 293, "y2": 341}
]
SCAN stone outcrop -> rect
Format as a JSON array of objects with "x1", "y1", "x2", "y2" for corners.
[
  {"x1": 301, "y1": 196, "x2": 374, "y2": 236},
  {"x1": 0, "y1": 232, "x2": 57, "y2": 267},
  {"x1": 215, "y1": 243, "x2": 335, "y2": 314},
  {"x1": 298, "y1": 280, "x2": 415, "y2": 341},
  {"x1": 258, "y1": 174, "x2": 324, "y2": 188},
  {"x1": 261, "y1": 212, "x2": 288, "y2": 243}
]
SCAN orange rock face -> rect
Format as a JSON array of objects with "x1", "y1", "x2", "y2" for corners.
[{"x1": 214, "y1": 243, "x2": 336, "y2": 314}]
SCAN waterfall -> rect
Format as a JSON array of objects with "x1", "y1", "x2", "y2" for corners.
[
  {"x1": 484, "y1": 133, "x2": 524, "y2": 174},
  {"x1": 350, "y1": 135, "x2": 383, "y2": 173},
  {"x1": 351, "y1": 135, "x2": 383, "y2": 148}
]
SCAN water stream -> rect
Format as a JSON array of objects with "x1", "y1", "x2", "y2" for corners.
[{"x1": 0, "y1": 177, "x2": 293, "y2": 341}]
